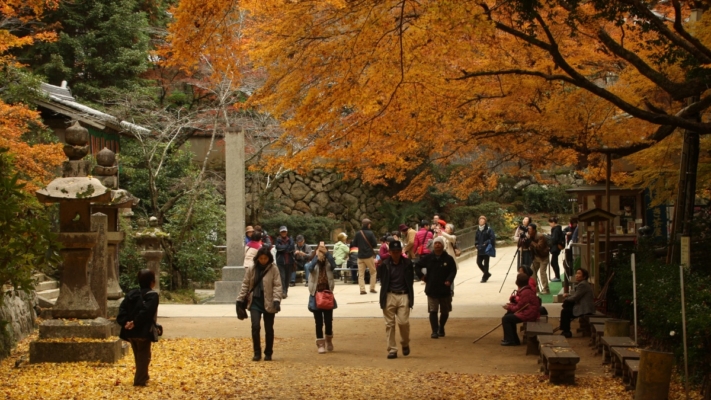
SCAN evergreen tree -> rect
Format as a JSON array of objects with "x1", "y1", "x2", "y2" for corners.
[{"x1": 21, "y1": 0, "x2": 152, "y2": 100}]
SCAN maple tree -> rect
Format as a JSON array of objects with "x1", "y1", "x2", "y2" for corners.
[
  {"x1": 0, "y1": 0, "x2": 63, "y2": 191},
  {"x1": 164, "y1": 1, "x2": 710, "y2": 204}
]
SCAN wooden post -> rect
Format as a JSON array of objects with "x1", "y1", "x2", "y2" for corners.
[
  {"x1": 635, "y1": 349, "x2": 674, "y2": 400},
  {"x1": 605, "y1": 154, "x2": 611, "y2": 271}
]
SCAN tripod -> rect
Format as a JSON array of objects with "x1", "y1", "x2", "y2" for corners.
[{"x1": 498, "y1": 249, "x2": 520, "y2": 293}]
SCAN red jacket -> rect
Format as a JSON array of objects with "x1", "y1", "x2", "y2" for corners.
[
  {"x1": 506, "y1": 286, "x2": 540, "y2": 322},
  {"x1": 413, "y1": 228, "x2": 433, "y2": 256}
]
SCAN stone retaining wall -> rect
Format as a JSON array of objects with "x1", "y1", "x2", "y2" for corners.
[
  {"x1": 246, "y1": 169, "x2": 389, "y2": 231},
  {"x1": 0, "y1": 290, "x2": 37, "y2": 359}
]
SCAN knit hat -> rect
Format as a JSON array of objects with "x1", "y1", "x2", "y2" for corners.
[
  {"x1": 433, "y1": 237, "x2": 446, "y2": 247},
  {"x1": 389, "y1": 241, "x2": 403, "y2": 251},
  {"x1": 398, "y1": 223, "x2": 408, "y2": 232}
]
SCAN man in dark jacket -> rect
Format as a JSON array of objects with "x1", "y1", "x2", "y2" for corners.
[
  {"x1": 275, "y1": 226, "x2": 295, "y2": 298},
  {"x1": 378, "y1": 240, "x2": 415, "y2": 359},
  {"x1": 352, "y1": 218, "x2": 378, "y2": 295},
  {"x1": 474, "y1": 215, "x2": 495, "y2": 283},
  {"x1": 416, "y1": 237, "x2": 457, "y2": 339}
]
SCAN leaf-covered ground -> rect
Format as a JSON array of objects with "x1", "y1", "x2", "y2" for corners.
[{"x1": 1, "y1": 336, "x2": 699, "y2": 399}]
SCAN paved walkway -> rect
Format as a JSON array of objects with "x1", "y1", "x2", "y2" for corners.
[{"x1": 159, "y1": 244, "x2": 562, "y2": 319}]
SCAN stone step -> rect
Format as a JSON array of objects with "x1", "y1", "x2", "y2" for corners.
[
  {"x1": 35, "y1": 280, "x2": 58, "y2": 292},
  {"x1": 37, "y1": 288, "x2": 60, "y2": 300},
  {"x1": 33, "y1": 273, "x2": 49, "y2": 283}
]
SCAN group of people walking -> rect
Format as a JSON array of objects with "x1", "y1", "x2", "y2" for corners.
[
  {"x1": 236, "y1": 214, "x2": 500, "y2": 360},
  {"x1": 115, "y1": 213, "x2": 594, "y2": 385}
]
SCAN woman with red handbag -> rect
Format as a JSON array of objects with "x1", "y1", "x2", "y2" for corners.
[{"x1": 306, "y1": 242, "x2": 338, "y2": 354}]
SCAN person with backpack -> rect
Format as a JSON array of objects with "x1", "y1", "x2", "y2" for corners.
[
  {"x1": 353, "y1": 218, "x2": 379, "y2": 295},
  {"x1": 548, "y1": 216, "x2": 564, "y2": 282},
  {"x1": 475, "y1": 216, "x2": 496, "y2": 283},
  {"x1": 237, "y1": 246, "x2": 283, "y2": 361},
  {"x1": 274, "y1": 226, "x2": 295, "y2": 299},
  {"x1": 526, "y1": 223, "x2": 550, "y2": 294},
  {"x1": 117, "y1": 269, "x2": 161, "y2": 386},
  {"x1": 306, "y1": 243, "x2": 338, "y2": 354}
]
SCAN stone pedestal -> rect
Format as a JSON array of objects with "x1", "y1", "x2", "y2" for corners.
[
  {"x1": 53, "y1": 232, "x2": 100, "y2": 319},
  {"x1": 211, "y1": 266, "x2": 245, "y2": 303}
]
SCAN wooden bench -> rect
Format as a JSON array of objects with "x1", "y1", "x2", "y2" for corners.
[
  {"x1": 524, "y1": 322, "x2": 554, "y2": 356},
  {"x1": 538, "y1": 335, "x2": 571, "y2": 372},
  {"x1": 578, "y1": 312, "x2": 607, "y2": 336},
  {"x1": 611, "y1": 347, "x2": 640, "y2": 376},
  {"x1": 333, "y1": 268, "x2": 355, "y2": 283},
  {"x1": 601, "y1": 336, "x2": 636, "y2": 364},
  {"x1": 586, "y1": 317, "x2": 613, "y2": 336},
  {"x1": 590, "y1": 323, "x2": 605, "y2": 350},
  {"x1": 541, "y1": 346, "x2": 580, "y2": 384},
  {"x1": 623, "y1": 359, "x2": 640, "y2": 390}
]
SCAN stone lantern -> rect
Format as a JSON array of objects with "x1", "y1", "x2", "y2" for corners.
[
  {"x1": 91, "y1": 147, "x2": 138, "y2": 317},
  {"x1": 134, "y1": 216, "x2": 168, "y2": 293},
  {"x1": 31, "y1": 121, "x2": 123, "y2": 363}
]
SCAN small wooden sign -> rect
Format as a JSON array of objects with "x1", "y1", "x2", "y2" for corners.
[{"x1": 680, "y1": 236, "x2": 691, "y2": 267}]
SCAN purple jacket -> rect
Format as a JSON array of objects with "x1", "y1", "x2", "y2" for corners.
[{"x1": 506, "y1": 286, "x2": 540, "y2": 322}]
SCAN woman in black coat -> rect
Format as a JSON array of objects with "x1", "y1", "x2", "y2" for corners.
[
  {"x1": 117, "y1": 269, "x2": 160, "y2": 386},
  {"x1": 548, "y1": 217, "x2": 564, "y2": 282}
]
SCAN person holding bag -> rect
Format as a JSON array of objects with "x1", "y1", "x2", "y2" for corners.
[
  {"x1": 306, "y1": 242, "x2": 338, "y2": 354},
  {"x1": 237, "y1": 246, "x2": 283, "y2": 361},
  {"x1": 117, "y1": 269, "x2": 161, "y2": 386}
]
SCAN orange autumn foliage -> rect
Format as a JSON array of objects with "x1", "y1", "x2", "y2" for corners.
[
  {"x1": 166, "y1": 1, "x2": 709, "y2": 200},
  {"x1": 0, "y1": 102, "x2": 64, "y2": 190},
  {"x1": 1, "y1": 0, "x2": 63, "y2": 191}
]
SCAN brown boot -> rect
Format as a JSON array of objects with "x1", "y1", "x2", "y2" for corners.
[
  {"x1": 316, "y1": 339, "x2": 326, "y2": 354},
  {"x1": 325, "y1": 335, "x2": 334, "y2": 352}
]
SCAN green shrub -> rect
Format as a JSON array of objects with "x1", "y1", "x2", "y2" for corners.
[
  {"x1": 609, "y1": 244, "x2": 711, "y2": 383},
  {"x1": 449, "y1": 202, "x2": 515, "y2": 235},
  {"x1": 522, "y1": 185, "x2": 571, "y2": 214},
  {"x1": 376, "y1": 200, "x2": 429, "y2": 232},
  {"x1": 260, "y1": 214, "x2": 339, "y2": 243}
]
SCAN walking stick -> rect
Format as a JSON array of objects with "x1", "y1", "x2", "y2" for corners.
[
  {"x1": 472, "y1": 303, "x2": 530, "y2": 344},
  {"x1": 498, "y1": 249, "x2": 520, "y2": 293}
]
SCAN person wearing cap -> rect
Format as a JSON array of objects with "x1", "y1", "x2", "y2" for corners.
[
  {"x1": 416, "y1": 237, "x2": 457, "y2": 338},
  {"x1": 245, "y1": 226, "x2": 255, "y2": 245},
  {"x1": 378, "y1": 240, "x2": 415, "y2": 359},
  {"x1": 353, "y1": 218, "x2": 379, "y2": 295},
  {"x1": 294, "y1": 235, "x2": 313, "y2": 287},
  {"x1": 399, "y1": 223, "x2": 417, "y2": 259},
  {"x1": 244, "y1": 231, "x2": 263, "y2": 269},
  {"x1": 475, "y1": 216, "x2": 496, "y2": 283},
  {"x1": 275, "y1": 226, "x2": 295, "y2": 298}
]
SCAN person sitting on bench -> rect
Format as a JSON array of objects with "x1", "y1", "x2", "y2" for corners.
[
  {"x1": 559, "y1": 268, "x2": 594, "y2": 338},
  {"x1": 501, "y1": 273, "x2": 540, "y2": 346}
]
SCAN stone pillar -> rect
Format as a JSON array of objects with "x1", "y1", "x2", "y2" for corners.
[
  {"x1": 226, "y1": 129, "x2": 246, "y2": 267},
  {"x1": 106, "y1": 233, "x2": 124, "y2": 299},
  {"x1": 213, "y1": 129, "x2": 246, "y2": 303},
  {"x1": 90, "y1": 213, "x2": 108, "y2": 318}
]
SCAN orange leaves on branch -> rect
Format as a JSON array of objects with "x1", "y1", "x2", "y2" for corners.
[{"x1": 0, "y1": 101, "x2": 64, "y2": 191}]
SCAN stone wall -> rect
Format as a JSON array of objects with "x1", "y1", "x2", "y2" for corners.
[
  {"x1": 246, "y1": 169, "x2": 390, "y2": 231},
  {"x1": 0, "y1": 290, "x2": 37, "y2": 359}
]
